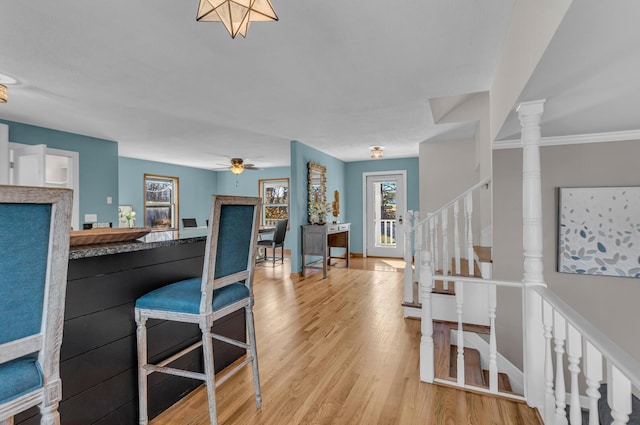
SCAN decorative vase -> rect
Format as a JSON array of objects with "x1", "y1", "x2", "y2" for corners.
[
  {"x1": 310, "y1": 213, "x2": 319, "y2": 225},
  {"x1": 128, "y1": 220, "x2": 134, "y2": 228}
]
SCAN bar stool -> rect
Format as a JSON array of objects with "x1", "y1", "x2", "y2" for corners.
[
  {"x1": 0, "y1": 186, "x2": 73, "y2": 425},
  {"x1": 135, "y1": 195, "x2": 263, "y2": 425}
]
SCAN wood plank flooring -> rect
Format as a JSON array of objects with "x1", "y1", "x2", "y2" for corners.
[{"x1": 151, "y1": 257, "x2": 541, "y2": 425}]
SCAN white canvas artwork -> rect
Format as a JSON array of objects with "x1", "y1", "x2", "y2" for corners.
[{"x1": 558, "y1": 187, "x2": 640, "y2": 278}]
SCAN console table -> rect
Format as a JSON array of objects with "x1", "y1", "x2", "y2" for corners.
[{"x1": 301, "y1": 223, "x2": 350, "y2": 278}]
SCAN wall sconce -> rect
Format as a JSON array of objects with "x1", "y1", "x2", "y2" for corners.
[{"x1": 370, "y1": 146, "x2": 383, "y2": 159}]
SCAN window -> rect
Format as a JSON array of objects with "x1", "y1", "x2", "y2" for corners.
[
  {"x1": 144, "y1": 174, "x2": 179, "y2": 230},
  {"x1": 259, "y1": 178, "x2": 289, "y2": 227}
]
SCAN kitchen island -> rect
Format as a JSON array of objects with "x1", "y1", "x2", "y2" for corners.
[{"x1": 16, "y1": 229, "x2": 246, "y2": 425}]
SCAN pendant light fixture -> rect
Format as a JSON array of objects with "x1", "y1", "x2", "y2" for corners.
[
  {"x1": 197, "y1": 0, "x2": 278, "y2": 39},
  {"x1": 370, "y1": 146, "x2": 384, "y2": 159},
  {"x1": 0, "y1": 84, "x2": 7, "y2": 103}
]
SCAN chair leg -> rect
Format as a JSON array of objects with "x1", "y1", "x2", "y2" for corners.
[
  {"x1": 280, "y1": 245, "x2": 284, "y2": 263},
  {"x1": 271, "y1": 244, "x2": 276, "y2": 265},
  {"x1": 135, "y1": 313, "x2": 149, "y2": 425},
  {"x1": 200, "y1": 323, "x2": 218, "y2": 425},
  {"x1": 39, "y1": 380, "x2": 62, "y2": 425},
  {"x1": 246, "y1": 304, "x2": 262, "y2": 408}
]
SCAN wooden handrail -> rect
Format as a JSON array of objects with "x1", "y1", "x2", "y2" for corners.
[{"x1": 413, "y1": 177, "x2": 491, "y2": 230}]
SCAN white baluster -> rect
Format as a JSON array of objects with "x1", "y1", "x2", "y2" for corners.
[
  {"x1": 607, "y1": 363, "x2": 631, "y2": 425},
  {"x1": 543, "y1": 300, "x2": 555, "y2": 424},
  {"x1": 403, "y1": 221, "x2": 414, "y2": 306},
  {"x1": 414, "y1": 217, "x2": 422, "y2": 301},
  {"x1": 464, "y1": 192, "x2": 474, "y2": 277},
  {"x1": 584, "y1": 341, "x2": 602, "y2": 425},
  {"x1": 441, "y1": 210, "x2": 449, "y2": 291},
  {"x1": 567, "y1": 324, "x2": 583, "y2": 425},
  {"x1": 456, "y1": 279, "x2": 465, "y2": 386},
  {"x1": 433, "y1": 215, "x2": 439, "y2": 287},
  {"x1": 453, "y1": 200, "x2": 461, "y2": 275},
  {"x1": 420, "y1": 251, "x2": 435, "y2": 383},
  {"x1": 554, "y1": 311, "x2": 568, "y2": 425},
  {"x1": 488, "y1": 283, "x2": 498, "y2": 393}
]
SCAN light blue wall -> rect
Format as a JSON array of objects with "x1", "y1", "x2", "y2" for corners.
[
  {"x1": 345, "y1": 157, "x2": 420, "y2": 254},
  {"x1": 216, "y1": 166, "x2": 290, "y2": 196},
  {"x1": 1, "y1": 119, "x2": 119, "y2": 225},
  {"x1": 216, "y1": 166, "x2": 292, "y2": 249},
  {"x1": 118, "y1": 157, "x2": 218, "y2": 228},
  {"x1": 290, "y1": 140, "x2": 347, "y2": 273}
]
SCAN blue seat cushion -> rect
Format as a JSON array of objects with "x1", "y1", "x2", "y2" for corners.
[
  {"x1": 135, "y1": 278, "x2": 249, "y2": 314},
  {"x1": 0, "y1": 357, "x2": 43, "y2": 404}
]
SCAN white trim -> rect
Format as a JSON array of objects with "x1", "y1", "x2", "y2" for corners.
[
  {"x1": 362, "y1": 170, "x2": 408, "y2": 258},
  {"x1": 493, "y1": 129, "x2": 640, "y2": 150}
]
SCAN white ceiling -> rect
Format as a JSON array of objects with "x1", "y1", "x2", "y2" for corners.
[{"x1": 1, "y1": 2, "x2": 637, "y2": 171}]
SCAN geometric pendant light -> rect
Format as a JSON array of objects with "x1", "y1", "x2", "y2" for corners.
[{"x1": 197, "y1": 0, "x2": 278, "y2": 39}]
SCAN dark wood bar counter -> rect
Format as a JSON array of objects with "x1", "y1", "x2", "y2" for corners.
[{"x1": 16, "y1": 230, "x2": 246, "y2": 425}]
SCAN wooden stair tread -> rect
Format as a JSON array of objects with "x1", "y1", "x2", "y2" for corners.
[
  {"x1": 433, "y1": 322, "x2": 452, "y2": 379},
  {"x1": 449, "y1": 345, "x2": 485, "y2": 387},
  {"x1": 473, "y1": 246, "x2": 492, "y2": 263},
  {"x1": 435, "y1": 320, "x2": 490, "y2": 335},
  {"x1": 482, "y1": 370, "x2": 516, "y2": 394}
]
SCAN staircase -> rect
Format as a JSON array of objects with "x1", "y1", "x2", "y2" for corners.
[
  {"x1": 405, "y1": 175, "x2": 640, "y2": 423},
  {"x1": 433, "y1": 321, "x2": 518, "y2": 396}
]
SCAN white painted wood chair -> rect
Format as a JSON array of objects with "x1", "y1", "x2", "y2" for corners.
[
  {"x1": 0, "y1": 186, "x2": 73, "y2": 425},
  {"x1": 135, "y1": 195, "x2": 263, "y2": 425}
]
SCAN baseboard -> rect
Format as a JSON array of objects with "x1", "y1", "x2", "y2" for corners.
[{"x1": 403, "y1": 305, "x2": 421, "y2": 319}]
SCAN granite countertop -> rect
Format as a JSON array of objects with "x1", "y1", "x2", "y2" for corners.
[{"x1": 69, "y1": 228, "x2": 208, "y2": 260}]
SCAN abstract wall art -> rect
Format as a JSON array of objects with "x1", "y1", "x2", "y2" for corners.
[{"x1": 558, "y1": 187, "x2": 640, "y2": 278}]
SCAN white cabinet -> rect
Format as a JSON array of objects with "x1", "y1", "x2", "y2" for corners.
[{"x1": 6, "y1": 141, "x2": 80, "y2": 229}]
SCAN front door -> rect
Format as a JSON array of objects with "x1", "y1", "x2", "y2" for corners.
[{"x1": 364, "y1": 172, "x2": 406, "y2": 258}]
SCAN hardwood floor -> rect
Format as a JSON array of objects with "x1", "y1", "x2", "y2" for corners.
[{"x1": 151, "y1": 257, "x2": 541, "y2": 425}]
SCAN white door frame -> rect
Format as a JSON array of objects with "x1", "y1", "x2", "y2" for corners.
[{"x1": 362, "y1": 170, "x2": 407, "y2": 258}]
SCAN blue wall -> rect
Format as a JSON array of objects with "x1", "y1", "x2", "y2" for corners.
[
  {"x1": 1, "y1": 119, "x2": 119, "y2": 225},
  {"x1": 345, "y1": 157, "x2": 420, "y2": 254},
  {"x1": 118, "y1": 157, "x2": 218, "y2": 228},
  {"x1": 216, "y1": 166, "x2": 292, "y2": 249},
  {"x1": 290, "y1": 140, "x2": 347, "y2": 273}
]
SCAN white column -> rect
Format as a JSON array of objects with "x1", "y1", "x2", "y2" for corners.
[
  {"x1": 517, "y1": 99, "x2": 547, "y2": 410},
  {"x1": 0, "y1": 123, "x2": 9, "y2": 184}
]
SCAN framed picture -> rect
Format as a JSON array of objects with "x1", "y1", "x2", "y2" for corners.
[{"x1": 558, "y1": 187, "x2": 640, "y2": 278}]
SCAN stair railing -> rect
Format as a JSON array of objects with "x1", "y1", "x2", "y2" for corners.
[
  {"x1": 403, "y1": 177, "x2": 491, "y2": 314},
  {"x1": 420, "y1": 272, "x2": 640, "y2": 423}
]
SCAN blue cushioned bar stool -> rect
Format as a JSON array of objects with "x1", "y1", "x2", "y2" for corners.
[
  {"x1": 135, "y1": 195, "x2": 263, "y2": 425},
  {"x1": 0, "y1": 186, "x2": 73, "y2": 425}
]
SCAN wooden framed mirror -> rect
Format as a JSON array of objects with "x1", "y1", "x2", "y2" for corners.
[{"x1": 307, "y1": 161, "x2": 326, "y2": 206}]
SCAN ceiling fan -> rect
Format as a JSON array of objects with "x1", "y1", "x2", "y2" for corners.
[{"x1": 217, "y1": 158, "x2": 261, "y2": 175}]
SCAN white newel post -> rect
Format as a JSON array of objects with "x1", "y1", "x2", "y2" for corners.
[
  {"x1": 419, "y1": 250, "x2": 434, "y2": 383},
  {"x1": 517, "y1": 99, "x2": 547, "y2": 411},
  {"x1": 404, "y1": 219, "x2": 414, "y2": 306}
]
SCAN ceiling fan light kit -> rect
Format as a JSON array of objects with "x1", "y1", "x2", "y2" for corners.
[{"x1": 196, "y1": 0, "x2": 278, "y2": 39}]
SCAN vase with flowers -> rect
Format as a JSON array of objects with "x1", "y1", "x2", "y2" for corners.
[
  {"x1": 308, "y1": 201, "x2": 331, "y2": 225},
  {"x1": 125, "y1": 211, "x2": 136, "y2": 228}
]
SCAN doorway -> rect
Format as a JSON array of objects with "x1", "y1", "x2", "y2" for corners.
[{"x1": 363, "y1": 171, "x2": 407, "y2": 258}]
